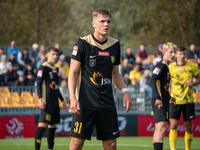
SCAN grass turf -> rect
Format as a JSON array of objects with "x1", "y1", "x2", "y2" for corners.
[{"x1": 0, "y1": 136, "x2": 199, "y2": 150}]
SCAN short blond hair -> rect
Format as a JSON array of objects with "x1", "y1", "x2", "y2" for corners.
[
  {"x1": 163, "y1": 42, "x2": 177, "y2": 52},
  {"x1": 92, "y1": 9, "x2": 111, "y2": 19}
]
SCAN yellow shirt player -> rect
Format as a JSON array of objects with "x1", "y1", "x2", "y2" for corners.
[
  {"x1": 129, "y1": 65, "x2": 142, "y2": 88},
  {"x1": 169, "y1": 46, "x2": 200, "y2": 150}
]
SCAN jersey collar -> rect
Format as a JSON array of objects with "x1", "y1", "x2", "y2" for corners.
[
  {"x1": 92, "y1": 34, "x2": 107, "y2": 45},
  {"x1": 176, "y1": 60, "x2": 186, "y2": 66}
]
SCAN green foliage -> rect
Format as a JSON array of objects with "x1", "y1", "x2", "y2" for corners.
[{"x1": 0, "y1": 0, "x2": 200, "y2": 47}]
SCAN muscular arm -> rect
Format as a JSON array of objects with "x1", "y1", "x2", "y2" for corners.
[
  {"x1": 68, "y1": 58, "x2": 81, "y2": 114},
  {"x1": 112, "y1": 65, "x2": 132, "y2": 113},
  {"x1": 186, "y1": 75, "x2": 200, "y2": 86}
]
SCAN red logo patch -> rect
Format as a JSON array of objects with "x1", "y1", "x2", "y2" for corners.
[
  {"x1": 178, "y1": 67, "x2": 185, "y2": 70},
  {"x1": 98, "y1": 51, "x2": 109, "y2": 56},
  {"x1": 72, "y1": 46, "x2": 78, "y2": 56},
  {"x1": 52, "y1": 69, "x2": 57, "y2": 73},
  {"x1": 153, "y1": 67, "x2": 161, "y2": 75}
]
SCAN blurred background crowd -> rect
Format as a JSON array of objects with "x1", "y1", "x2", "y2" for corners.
[{"x1": 1, "y1": 40, "x2": 200, "y2": 100}]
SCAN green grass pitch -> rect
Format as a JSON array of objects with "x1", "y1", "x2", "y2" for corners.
[{"x1": 0, "y1": 136, "x2": 199, "y2": 150}]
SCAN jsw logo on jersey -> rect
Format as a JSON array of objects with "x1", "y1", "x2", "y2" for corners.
[{"x1": 90, "y1": 72, "x2": 111, "y2": 86}]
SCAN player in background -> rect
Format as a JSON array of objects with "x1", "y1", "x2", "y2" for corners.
[
  {"x1": 35, "y1": 47, "x2": 68, "y2": 150},
  {"x1": 169, "y1": 46, "x2": 200, "y2": 150},
  {"x1": 150, "y1": 42, "x2": 177, "y2": 150},
  {"x1": 68, "y1": 9, "x2": 132, "y2": 150}
]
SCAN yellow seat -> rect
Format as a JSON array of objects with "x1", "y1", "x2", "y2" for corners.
[
  {"x1": 149, "y1": 55, "x2": 155, "y2": 63},
  {"x1": 0, "y1": 87, "x2": 11, "y2": 99},
  {"x1": 33, "y1": 92, "x2": 39, "y2": 107},
  {"x1": 10, "y1": 92, "x2": 20, "y2": 108},
  {"x1": 20, "y1": 91, "x2": 33, "y2": 107},
  {"x1": 196, "y1": 89, "x2": 200, "y2": 103},
  {"x1": 0, "y1": 93, "x2": 9, "y2": 108}
]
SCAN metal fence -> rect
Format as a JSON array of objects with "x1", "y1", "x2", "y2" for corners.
[{"x1": 0, "y1": 86, "x2": 200, "y2": 116}]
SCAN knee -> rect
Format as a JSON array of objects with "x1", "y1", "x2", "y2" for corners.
[
  {"x1": 70, "y1": 138, "x2": 84, "y2": 150},
  {"x1": 103, "y1": 140, "x2": 117, "y2": 150},
  {"x1": 157, "y1": 126, "x2": 167, "y2": 134},
  {"x1": 170, "y1": 123, "x2": 178, "y2": 130},
  {"x1": 184, "y1": 123, "x2": 192, "y2": 133}
]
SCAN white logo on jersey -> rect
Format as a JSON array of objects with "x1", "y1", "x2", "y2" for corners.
[
  {"x1": 153, "y1": 67, "x2": 161, "y2": 75},
  {"x1": 90, "y1": 55, "x2": 97, "y2": 58}
]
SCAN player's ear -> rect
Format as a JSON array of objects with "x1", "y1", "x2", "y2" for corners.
[{"x1": 92, "y1": 21, "x2": 96, "y2": 28}]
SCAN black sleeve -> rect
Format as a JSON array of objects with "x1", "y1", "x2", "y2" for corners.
[
  {"x1": 58, "y1": 89, "x2": 64, "y2": 101},
  {"x1": 36, "y1": 65, "x2": 46, "y2": 98},
  {"x1": 150, "y1": 64, "x2": 165, "y2": 100},
  {"x1": 114, "y1": 41, "x2": 121, "y2": 65},
  {"x1": 71, "y1": 38, "x2": 85, "y2": 63}
]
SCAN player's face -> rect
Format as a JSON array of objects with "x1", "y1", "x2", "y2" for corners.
[
  {"x1": 47, "y1": 51, "x2": 58, "y2": 64},
  {"x1": 165, "y1": 47, "x2": 175, "y2": 62},
  {"x1": 92, "y1": 14, "x2": 111, "y2": 36},
  {"x1": 176, "y1": 50, "x2": 186, "y2": 62}
]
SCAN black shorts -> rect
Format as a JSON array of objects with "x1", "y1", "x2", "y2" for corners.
[
  {"x1": 152, "y1": 99, "x2": 169, "y2": 123},
  {"x1": 70, "y1": 109, "x2": 120, "y2": 140},
  {"x1": 169, "y1": 103, "x2": 195, "y2": 121},
  {"x1": 38, "y1": 105, "x2": 60, "y2": 125}
]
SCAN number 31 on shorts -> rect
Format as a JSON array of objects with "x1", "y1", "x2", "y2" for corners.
[{"x1": 74, "y1": 122, "x2": 83, "y2": 134}]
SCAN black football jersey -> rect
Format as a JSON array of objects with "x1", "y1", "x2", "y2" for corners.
[
  {"x1": 71, "y1": 34, "x2": 120, "y2": 111},
  {"x1": 150, "y1": 60, "x2": 171, "y2": 102},
  {"x1": 37, "y1": 61, "x2": 63, "y2": 111}
]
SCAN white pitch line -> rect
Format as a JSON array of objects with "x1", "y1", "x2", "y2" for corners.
[{"x1": 1, "y1": 143, "x2": 200, "y2": 149}]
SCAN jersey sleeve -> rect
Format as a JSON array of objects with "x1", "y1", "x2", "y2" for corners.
[
  {"x1": 36, "y1": 65, "x2": 47, "y2": 98},
  {"x1": 114, "y1": 41, "x2": 121, "y2": 65},
  {"x1": 71, "y1": 38, "x2": 85, "y2": 63},
  {"x1": 192, "y1": 63, "x2": 199, "y2": 77},
  {"x1": 150, "y1": 64, "x2": 165, "y2": 100}
]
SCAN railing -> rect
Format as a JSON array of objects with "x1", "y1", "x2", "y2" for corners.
[{"x1": 0, "y1": 86, "x2": 200, "y2": 116}]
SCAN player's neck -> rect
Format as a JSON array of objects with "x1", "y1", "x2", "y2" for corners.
[
  {"x1": 47, "y1": 60, "x2": 54, "y2": 66},
  {"x1": 163, "y1": 58, "x2": 170, "y2": 64},
  {"x1": 93, "y1": 32, "x2": 107, "y2": 43},
  {"x1": 177, "y1": 60, "x2": 186, "y2": 66}
]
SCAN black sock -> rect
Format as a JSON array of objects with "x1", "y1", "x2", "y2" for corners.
[
  {"x1": 153, "y1": 143, "x2": 163, "y2": 150},
  {"x1": 47, "y1": 128, "x2": 56, "y2": 149},
  {"x1": 35, "y1": 127, "x2": 46, "y2": 150}
]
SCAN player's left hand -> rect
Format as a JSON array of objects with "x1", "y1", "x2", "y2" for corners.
[
  {"x1": 170, "y1": 97, "x2": 176, "y2": 105},
  {"x1": 62, "y1": 100, "x2": 69, "y2": 111},
  {"x1": 186, "y1": 80, "x2": 193, "y2": 86},
  {"x1": 123, "y1": 91, "x2": 132, "y2": 113}
]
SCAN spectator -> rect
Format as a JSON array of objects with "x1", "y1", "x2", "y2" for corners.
[
  {"x1": 56, "y1": 54, "x2": 69, "y2": 82},
  {"x1": 14, "y1": 72, "x2": 28, "y2": 86},
  {"x1": 37, "y1": 45, "x2": 46, "y2": 61},
  {"x1": 153, "y1": 53, "x2": 162, "y2": 65},
  {"x1": 124, "y1": 47, "x2": 135, "y2": 65},
  {"x1": 139, "y1": 70, "x2": 152, "y2": 98},
  {"x1": 121, "y1": 58, "x2": 132, "y2": 86},
  {"x1": 17, "y1": 47, "x2": 32, "y2": 70},
  {"x1": 8, "y1": 52, "x2": 18, "y2": 70},
  {"x1": 0, "y1": 47, "x2": 5, "y2": 62},
  {"x1": 36, "y1": 54, "x2": 46, "y2": 69},
  {"x1": 143, "y1": 56, "x2": 154, "y2": 73},
  {"x1": 8, "y1": 40, "x2": 19, "y2": 59},
  {"x1": 30, "y1": 43, "x2": 39, "y2": 65},
  {"x1": 23, "y1": 63, "x2": 35, "y2": 85},
  {"x1": 55, "y1": 43, "x2": 63, "y2": 56},
  {"x1": 0, "y1": 54, "x2": 11, "y2": 75},
  {"x1": 157, "y1": 44, "x2": 163, "y2": 57},
  {"x1": 137, "y1": 44, "x2": 148, "y2": 59},
  {"x1": 133, "y1": 56, "x2": 143, "y2": 71},
  {"x1": 59, "y1": 80, "x2": 69, "y2": 103},
  {"x1": 187, "y1": 44, "x2": 198, "y2": 59},
  {"x1": 129, "y1": 65, "x2": 142, "y2": 90},
  {"x1": 4, "y1": 64, "x2": 18, "y2": 86}
]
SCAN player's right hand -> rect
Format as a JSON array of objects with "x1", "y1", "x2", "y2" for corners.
[
  {"x1": 39, "y1": 98, "x2": 45, "y2": 110},
  {"x1": 155, "y1": 99, "x2": 162, "y2": 109},
  {"x1": 70, "y1": 98, "x2": 80, "y2": 115}
]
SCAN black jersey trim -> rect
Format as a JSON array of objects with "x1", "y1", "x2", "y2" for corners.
[{"x1": 91, "y1": 34, "x2": 107, "y2": 45}]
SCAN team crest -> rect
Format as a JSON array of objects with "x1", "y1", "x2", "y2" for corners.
[
  {"x1": 89, "y1": 59, "x2": 96, "y2": 67},
  {"x1": 49, "y1": 72, "x2": 53, "y2": 79},
  {"x1": 111, "y1": 56, "x2": 115, "y2": 63}
]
